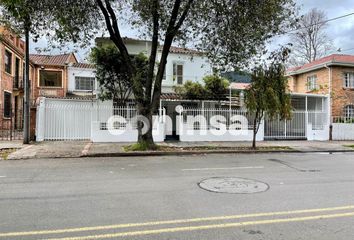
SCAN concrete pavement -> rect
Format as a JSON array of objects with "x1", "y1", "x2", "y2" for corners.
[
  {"x1": 1, "y1": 153, "x2": 354, "y2": 239},
  {"x1": 5, "y1": 140, "x2": 354, "y2": 160}
]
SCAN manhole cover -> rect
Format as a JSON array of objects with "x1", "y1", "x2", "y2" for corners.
[{"x1": 198, "y1": 177, "x2": 269, "y2": 194}]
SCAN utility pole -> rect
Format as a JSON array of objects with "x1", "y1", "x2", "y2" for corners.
[{"x1": 23, "y1": 19, "x2": 30, "y2": 144}]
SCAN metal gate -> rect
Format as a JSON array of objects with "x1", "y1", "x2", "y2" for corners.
[
  {"x1": 264, "y1": 111, "x2": 307, "y2": 140},
  {"x1": 0, "y1": 109, "x2": 23, "y2": 141}
]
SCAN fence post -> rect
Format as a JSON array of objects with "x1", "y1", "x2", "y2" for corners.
[{"x1": 36, "y1": 97, "x2": 46, "y2": 141}]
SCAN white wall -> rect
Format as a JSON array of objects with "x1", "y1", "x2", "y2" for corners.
[
  {"x1": 67, "y1": 66, "x2": 97, "y2": 94},
  {"x1": 332, "y1": 123, "x2": 354, "y2": 140},
  {"x1": 91, "y1": 120, "x2": 165, "y2": 143},
  {"x1": 178, "y1": 118, "x2": 264, "y2": 142},
  {"x1": 158, "y1": 52, "x2": 212, "y2": 93}
]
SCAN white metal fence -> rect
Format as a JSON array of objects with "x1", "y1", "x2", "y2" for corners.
[
  {"x1": 38, "y1": 99, "x2": 93, "y2": 141},
  {"x1": 36, "y1": 98, "x2": 329, "y2": 142},
  {"x1": 264, "y1": 111, "x2": 327, "y2": 140},
  {"x1": 180, "y1": 108, "x2": 255, "y2": 130},
  {"x1": 265, "y1": 111, "x2": 307, "y2": 140},
  {"x1": 36, "y1": 98, "x2": 165, "y2": 142}
]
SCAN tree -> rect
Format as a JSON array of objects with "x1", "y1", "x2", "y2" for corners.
[
  {"x1": 245, "y1": 48, "x2": 292, "y2": 149},
  {"x1": 289, "y1": 8, "x2": 334, "y2": 66},
  {"x1": 174, "y1": 81, "x2": 206, "y2": 100},
  {"x1": 1, "y1": 0, "x2": 298, "y2": 149},
  {"x1": 203, "y1": 75, "x2": 230, "y2": 99},
  {"x1": 174, "y1": 75, "x2": 229, "y2": 100},
  {"x1": 91, "y1": 46, "x2": 149, "y2": 106}
]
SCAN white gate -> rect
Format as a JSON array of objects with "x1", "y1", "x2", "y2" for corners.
[{"x1": 264, "y1": 111, "x2": 307, "y2": 140}]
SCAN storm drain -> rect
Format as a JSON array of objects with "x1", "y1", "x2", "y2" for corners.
[{"x1": 198, "y1": 177, "x2": 269, "y2": 194}]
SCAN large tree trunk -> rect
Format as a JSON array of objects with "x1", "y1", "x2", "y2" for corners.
[{"x1": 136, "y1": 104, "x2": 156, "y2": 149}]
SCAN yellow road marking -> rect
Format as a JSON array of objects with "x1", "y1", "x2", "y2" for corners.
[
  {"x1": 44, "y1": 211, "x2": 354, "y2": 240},
  {"x1": 1, "y1": 205, "x2": 354, "y2": 237}
]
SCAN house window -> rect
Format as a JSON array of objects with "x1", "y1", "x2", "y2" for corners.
[
  {"x1": 39, "y1": 70, "x2": 62, "y2": 87},
  {"x1": 344, "y1": 105, "x2": 354, "y2": 119},
  {"x1": 4, "y1": 50, "x2": 12, "y2": 74},
  {"x1": 173, "y1": 63, "x2": 183, "y2": 84},
  {"x1": 3, "y1": 91, "x2": 12, "y2": 118},
  {"x1": 162, "y1": 68, "x2": 166, "y2": 81},
  {"x1": 307, "y1": 75, "x2": 317, "y2": 91},
  {"x1": 75, "y1": 76, "x2": 95, "y2": 91},
  {"x1": 344, "y1": 72, "x2": 354, "y2": 88}
]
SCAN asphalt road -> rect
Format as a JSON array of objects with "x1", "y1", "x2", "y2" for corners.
[{"x1": 1, "y1": 152, "x2": 354, "y2": 239}]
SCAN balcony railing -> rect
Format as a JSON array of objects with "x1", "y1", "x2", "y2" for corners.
[{"x1": 13, "y1": 75, "x2": 24, "y2": 90}]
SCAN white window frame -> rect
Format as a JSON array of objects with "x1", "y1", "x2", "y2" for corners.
[
  {"x1": 344, "y1": 105, "x2": 354, "y2": 118},
  {"x1": 307, "y1": 75, "x2": 317, "y2": 91},
  {"x1": 74, "y1": 76, "x2": 95, "y2": 91},
  {"x1": 173, "y1": 62, "x2": 184, "y2": 85},
  {"x1": 343, "y1": 72, "x2": 354, "y2": 89},
  {"x1": 38, "y1": 69, "x2": 64, "y2": 88}
]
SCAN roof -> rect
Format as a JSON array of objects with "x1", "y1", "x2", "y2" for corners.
[
  {"x1": 95, "y1": 36, "x2": 204, "y2": 55},
  {"x1": 230, "y1": 82, "x2": 251, "y2": 90},
  {"x1": 167, "y1": 46, "x2": 203, "y2": 55},
  {"x1": 30, "y1": 53, "x2": 77, "y2": 66},
  {"x1": 160, "y1": 93, "x2": 183, "y2": 100},
  {"x1": 287, "y1": 54, "x2": 354, "y2": 75},
  {"x1": 71, "y1": 63, "x2": 95, "y2": 69}
]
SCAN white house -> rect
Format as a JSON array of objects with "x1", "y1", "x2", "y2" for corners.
[
  {"x1": 95, "y1": 37, "x2": 212, "y2": 92},
  {"x1": 158, "y1": 46, "x2": 212, "y2": 93},
  {"x1": 67, "y1": 63, "x2": 97, "y2": 97}
]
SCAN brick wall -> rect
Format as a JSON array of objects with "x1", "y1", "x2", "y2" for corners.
[
  {"x1": 31, "y1": 66, "x2": 67, "y2": 99},
  {"x1": 289, "y1": 66, "x2": 354, "y2": 117},
  {"x1": 331, "y1": 67, "x2": 354, "y2": 116}
]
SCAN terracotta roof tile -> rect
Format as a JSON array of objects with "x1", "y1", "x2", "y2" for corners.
[
  {"x1": 287, "y1": 54, "x2": 354, "y2": 74},
  {"x1": 71, "y1": 63, "x2": 95, "y2": 69},
  {"x1": 29, "y1": 53, "x2": 74, "y2": 66},
  {"x1": 167, "y1": 46, "x2": 203, "y2": 55}
]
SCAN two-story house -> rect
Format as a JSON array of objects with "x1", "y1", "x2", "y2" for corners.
[
  {"x1": 29, "y1": 53, "x2": 97, "y2": 99},
  {"x1": 0, "y1": 27, "x2": 29, "y2": 138},
  {"x1": 287, "y1": 54, "x2": 354, "y2": 120},
  {"x1": 95, "y1": 37, "x2": 212, "y2": 94}
]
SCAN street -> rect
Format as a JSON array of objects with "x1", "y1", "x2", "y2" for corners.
[{"x1": 1, "y1": 153, "x2": 354, "y2": 239}]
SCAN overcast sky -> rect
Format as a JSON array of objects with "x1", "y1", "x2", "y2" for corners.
[{"x1": 30, "y1": 0, "x2": 354, "y2": 62}]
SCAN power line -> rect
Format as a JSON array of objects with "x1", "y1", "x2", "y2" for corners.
[{"x1": 282, "y1": 12, "x2": 354, "y2": 35}]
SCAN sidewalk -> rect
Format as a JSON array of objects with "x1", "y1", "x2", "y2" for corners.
[{"x1": 4, "y1": 140, "x2": 354, "y2": 160}]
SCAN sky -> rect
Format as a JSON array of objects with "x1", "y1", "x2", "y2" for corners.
[{"x1": 30, "y1": 0, "x2": 354, "y2": 63}]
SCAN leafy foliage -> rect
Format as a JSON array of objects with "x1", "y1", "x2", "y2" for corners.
[
  {"x1": 245, "y1": 48, "x2": 292, "y2": 148},
  {"x1": 203, "y1": 75, "x2": 230, "y2": 99},
  {"x1": 174, "y1": 81, "x2": 207, "y2": 100},
  {"x1": 174, "y1": 75, "x2": 229, "y2": 100},
  {"x1": 91, "y1": 46, "x2": 149, "y2": 105}
]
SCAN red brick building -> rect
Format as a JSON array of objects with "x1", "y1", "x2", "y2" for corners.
[
  {"x1": 0, "y1": 27, "x2": 30, "y2": 138},
  {"x1": 29, "y1": 53, "x2": 78, "y2": 100},
  {"x1": 287, "y1": 54, "x2": 354, "y2": 120}
]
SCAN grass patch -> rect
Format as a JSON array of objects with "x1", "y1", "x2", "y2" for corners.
[
  {"x1": 124, "y1": 142, "x2": 160, "y2": 152},
  {"x1": 123, "y1": 145, "x2": 292, "y2": 152},
  {"x1": 0, "y1": 148, "x2": 17, "y2": 160},
  {"x1": 344, "y1": 145, "x2": 354, "y2": 149}
]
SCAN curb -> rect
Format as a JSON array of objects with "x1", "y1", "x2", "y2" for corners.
[
  {"x1": 84, "y1": 149, "x2": 354, "y2": 158},
  {"x1": 6, "y1": 149, "x2": 354, "y2": 160}
]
